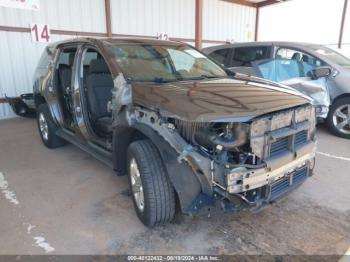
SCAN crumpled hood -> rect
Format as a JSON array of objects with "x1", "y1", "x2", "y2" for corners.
[{"x1": 132, "y1": 76, "x2": 311, "y2": 122}]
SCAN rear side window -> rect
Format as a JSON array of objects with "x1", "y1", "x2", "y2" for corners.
[
  {"x1": 231, "y1": 46, "x2": 270, "y2": 67},
  {"x1": 209, "y1": 48, "x2": 230, "y2": 66},
  {"x1": 37, "y1": 47, "x2": 54, "y2": 69},
  {"x1": 57, "y1": 50, "x2": 76, "y2": 66}
]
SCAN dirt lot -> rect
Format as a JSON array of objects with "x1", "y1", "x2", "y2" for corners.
[{"x1": 0, "y1": 117, "x2": 349, "y2": 256}]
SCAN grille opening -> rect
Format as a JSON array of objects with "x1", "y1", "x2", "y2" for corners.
[
  {"x1": 269, "y1": 130, "x2": 309, "y2": 158},
  {"x1": 270, "y1": 166, "x2": 308, "y2": 201},
  {"x1": 270, "y1": 136, "x2": 290, "y2": 157},
  {"x1": 295, "y1": 130, "x2": 308, "y2": 147}
]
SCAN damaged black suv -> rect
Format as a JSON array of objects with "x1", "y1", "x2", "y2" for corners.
[{"x1": 33, "y1": 38, "x2": 316, "y2": 227}]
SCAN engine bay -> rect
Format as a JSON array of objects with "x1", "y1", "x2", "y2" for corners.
[{"x1": 129, "y1": 104, "x2": 316, "y2": 205}]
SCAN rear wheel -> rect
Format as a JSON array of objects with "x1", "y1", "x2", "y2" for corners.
[
  {"x1": 127, "y1": 140, "x2": 175, "y2": 227},
  {"x1": 37, "y1": 104, "x2": 67, "y2": 148},
  {"x1": 327, "y1": 97, "x2": 350, "y2": 139}
]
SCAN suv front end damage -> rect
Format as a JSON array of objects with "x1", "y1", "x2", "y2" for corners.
[
  {"x1": 33, "y1": 37, "x2": 319, "y2": 226},
  {"x1": 128, "y1": 104, "x2": 316, "y2": 216}
]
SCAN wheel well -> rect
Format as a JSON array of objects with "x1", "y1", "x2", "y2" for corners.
[
  {"x1": 332, "y1": 93, "x2": 350, "y2": 105},
  {"x1": 113, "y1": 126, "x2": 147, "y2": 176},
  {"x1": 34, "y1": 94, "x2": 46, "y2": 108},
  {"x1": 112, "y1": 125, "x2": 183, "y2": 213}
]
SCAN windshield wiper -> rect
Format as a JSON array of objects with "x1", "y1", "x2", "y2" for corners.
[
  {"x1": 201, "y1": 74, "x2": 225, "y2": 79},
  {"x1": 181, "y1": 75, "x2": 225, "y2": 81},
  {"x1": 129, "y1": 77, "x2": 178, "y2": 83},
  {"x1": 153, "y1": 77, "x2": 179, "y2": 83}
]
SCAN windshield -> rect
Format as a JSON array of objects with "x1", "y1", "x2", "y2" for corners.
[
  {"x1": 308, "y1": 45, "x2": 350, "y2": 67},
  {"x1": 109, "y1": 43, "x2": 227, "y2": 82}
]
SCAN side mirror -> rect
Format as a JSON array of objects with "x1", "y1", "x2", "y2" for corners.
[{"x1": 310, "y1": 67, "x2": 332, "y2": 79}]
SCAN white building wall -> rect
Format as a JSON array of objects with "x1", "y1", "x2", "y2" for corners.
[
  {"x1": 203, "y1": 0, "x2": 256, "y2": 43},
  {"x1": 0, "y1": 0, "x2": 106, "y2": 32},
  {"x1": 258, "y1": 0, "x2": 350, "y2": 58},
  {"x1": 259, "y1": 0, "x2": 344, "y2": 44},
  {"x1": 110, "y1": 0, "x2": 256, "y2": 44},
  {"x1": 0, "y1": 0, "x2": 106, "y2": 119},
  {"x1": 110, "y1": 0, "x2": 196, "y2": 40}
]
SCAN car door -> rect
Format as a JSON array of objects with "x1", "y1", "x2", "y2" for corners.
[
  {"x1": 72, "y1": 43, "x2": 116, "y2": 150},
  {"x1": 34, "y1": 46, "x2": 65, "y2": 126},
  {"x1": 49, "y1": 44, "x2": 79, "y2": 128}
]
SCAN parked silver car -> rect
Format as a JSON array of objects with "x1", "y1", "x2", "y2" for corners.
[{"x1": 203, "y1": 42, "x2": 350, "y2": 139}]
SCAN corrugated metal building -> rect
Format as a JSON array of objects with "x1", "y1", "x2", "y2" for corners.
[{"x1": 0, "y1": 0, "x2": 257, "y2": 119}]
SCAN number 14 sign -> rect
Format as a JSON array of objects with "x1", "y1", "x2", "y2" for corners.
[{"x1": 30, "y1": 24, "x2": 50, "y2": 43}]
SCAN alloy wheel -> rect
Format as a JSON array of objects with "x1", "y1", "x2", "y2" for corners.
[
  {"x1": 129, "y1": 158, "x2": 145, "y2": 212},
  {"x1": 38, "y1": 112, "x2": 49, "y2": 141},
  {"x1": 332, "y1": 104, "x2": 350, "y2": 135}
]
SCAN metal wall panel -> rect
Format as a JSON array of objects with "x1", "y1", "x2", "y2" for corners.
[
  {"x1": 0, "y1": 0, "x2": 106, "y2": 32},
  {"x1": 110, "y1": 0, "x2": 255, "y2": 43},
  {"x1": 110, "y1": 0, "x2": 195, "y2": 39},
  {"x1": 0, "y1": 0, "x2": 106, "y2": 119},
  {"x1": 203, "y1": 0, "x2": 256, "y2": 43}
]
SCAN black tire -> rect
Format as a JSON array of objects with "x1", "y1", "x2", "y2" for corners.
[
  {"x1": 36, "y1": 103, "x2": 67, "y2": 148},
  {"x1": 327, "y1": 97, "x2": 350, "y2": 139},
  {"x1": 127, "y1": 140, "x2": 175, "y2": 227}
]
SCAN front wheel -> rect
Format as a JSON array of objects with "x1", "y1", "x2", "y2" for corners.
[
  {"x1": 127, "y1": 140, "x2": 175, "y2": 227},
  {"x1": 327, "y1": 97, "x2": 350, "y2": 139},
  {"x1": 36, "y1": 104, "x2": 67, "y2": 148}
]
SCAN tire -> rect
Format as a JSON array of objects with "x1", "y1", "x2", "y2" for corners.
[
  {"x1": 326, "y1": 97, "x2": 350, "y2": 139},
  {"x1": 127, "y1": 139, "x2": 175, "y2": 227},
  {"x1": 36, "y1": 103, "x2": 67, "y2": 148}
]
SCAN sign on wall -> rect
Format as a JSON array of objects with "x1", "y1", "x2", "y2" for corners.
[
  {"x1": 30, "y1": 24, "x2": 50, "y2": 43},
  {"x1": 157, "y1": 32, "x2": 169, "y2": 41},
  {"x1": 0, "y1": 0, "x2": 40, "y2": 11}
]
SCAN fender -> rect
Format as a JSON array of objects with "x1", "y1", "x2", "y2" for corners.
[{"x1": 112, "y1": 121, "x2": 203, "y2": 213}]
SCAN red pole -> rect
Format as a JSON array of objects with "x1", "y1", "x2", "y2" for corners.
[{"x1": 195, "y1": 0, "x2": 203, "y2": 50}]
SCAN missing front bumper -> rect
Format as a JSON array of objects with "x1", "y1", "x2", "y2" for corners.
[
  {"x1": 226, "y1": 142, "x2": 316, "y2": 194},
  {"x1": 185, "y1": 143, "x2": 315, "y2": 217},
  {"x1": 187, "y1": 162, "x2": 313, "y2": 217}
]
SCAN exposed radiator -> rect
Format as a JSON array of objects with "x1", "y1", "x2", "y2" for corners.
[
  {"x1": 270, "y1": 130, "x2": 309, "y2": 157},
  {"x1": 270, "y1": 166, "x2": 308, "y2": 201}
]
